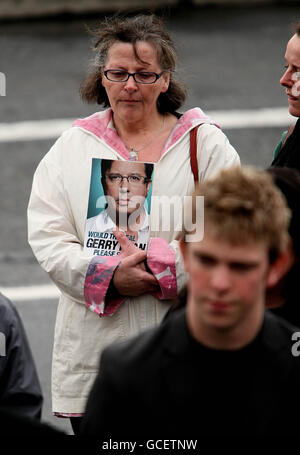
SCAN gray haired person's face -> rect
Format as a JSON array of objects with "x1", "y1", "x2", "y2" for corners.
[
  {"x1": 101, "y1": 41, "x2": 170, "y2": 122},
  {"x1": 280, "y1": 33, "x2": 300, "y2": 117}
]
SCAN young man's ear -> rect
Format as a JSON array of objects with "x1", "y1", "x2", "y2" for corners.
[{"x1": 266, "y1": 241, "x2": 295, "y2": 289}]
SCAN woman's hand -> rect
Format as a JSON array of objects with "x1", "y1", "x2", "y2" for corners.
[{"x1": 112, "y1": 229, "x2": 159, "y2": 297}]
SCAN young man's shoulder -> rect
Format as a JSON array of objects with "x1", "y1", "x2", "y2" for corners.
[
  {"x1": 101, "y1": 309, "x2": 186, "y2": 371},
  {"x1": 101, "y1": 308, "x2": 300, "y2": 377}
]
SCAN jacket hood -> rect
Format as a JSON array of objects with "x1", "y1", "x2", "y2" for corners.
[{"x1": 72, "y1": 108, "x2": 220, "y2": 161}]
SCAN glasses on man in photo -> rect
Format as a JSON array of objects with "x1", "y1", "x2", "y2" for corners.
[
  {"x1": 107, "y1": 173, "x2": 150, "y2": 186},
  {"x1": 104, "y1": 69, "x2": 164, "y2": 84}
]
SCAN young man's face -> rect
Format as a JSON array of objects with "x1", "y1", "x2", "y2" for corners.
[{"x1": 181, "y1": 232, "x2": 279, "y2": 334}]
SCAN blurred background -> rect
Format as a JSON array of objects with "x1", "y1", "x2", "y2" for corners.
[{"x1": 0, "y1": 0, "x2": 299, "y2": 434}]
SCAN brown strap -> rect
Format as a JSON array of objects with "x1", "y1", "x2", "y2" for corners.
[{"x1": 190, "y1": 125, "x2": 200, "y2": 183}]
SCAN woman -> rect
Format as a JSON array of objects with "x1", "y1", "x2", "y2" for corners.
[{"x1": 27, "y1": 14, "x2": 239, "y2": 432}]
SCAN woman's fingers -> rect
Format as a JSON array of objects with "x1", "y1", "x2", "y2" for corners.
[{"x1": 113, "y1": 228, "x2": 139, "y2": 257}]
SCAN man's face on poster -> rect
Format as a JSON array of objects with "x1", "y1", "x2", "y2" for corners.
[{"x1": 103, "y1": 161, "x2": 152, "y2": 217}]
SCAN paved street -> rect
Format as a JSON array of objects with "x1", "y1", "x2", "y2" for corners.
[{"x1": 0, "y1": 4, "x2": 299, "y2": 434}]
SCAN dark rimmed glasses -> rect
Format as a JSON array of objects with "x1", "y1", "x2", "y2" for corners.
[
  {"x1": 104, "y1": 69, "x2": 164, "y2": 84},
  {"x1": 107, "y1": 173, "x2": 149, "y2": 186}
]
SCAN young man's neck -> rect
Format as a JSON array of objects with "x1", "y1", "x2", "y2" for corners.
[{"x1": 185, "y1": 300, "x2": 265, "y2": 351}]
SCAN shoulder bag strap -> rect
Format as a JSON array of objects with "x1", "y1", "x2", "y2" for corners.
[{"x1": 190, "y1": 125, "x2": 200, "y2": 183}]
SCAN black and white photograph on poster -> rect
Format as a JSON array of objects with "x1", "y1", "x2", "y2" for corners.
[{"x1": 84, "y1": 158, "x2": 154, "y2": 257}]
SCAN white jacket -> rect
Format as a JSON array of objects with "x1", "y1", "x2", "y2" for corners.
[{"x1": 27, "y1": 108, "x2": 240, "y2": 413}]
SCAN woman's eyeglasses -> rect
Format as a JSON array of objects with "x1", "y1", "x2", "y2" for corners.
[{"x1": 104, "y1": 69, "x2": 164, "y2": 84}]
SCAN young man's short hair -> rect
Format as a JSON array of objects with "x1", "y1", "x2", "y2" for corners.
[{"x1": 184, "y1": 166, "x2": 291, "y2": 262}]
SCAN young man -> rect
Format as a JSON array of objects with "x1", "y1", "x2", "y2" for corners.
[
  {"x1": 272, "y1": 21, "x2": 300, "y2": 170},
  {"x1": 81, "y1": 166, "x2": 299, "y2": 437}
]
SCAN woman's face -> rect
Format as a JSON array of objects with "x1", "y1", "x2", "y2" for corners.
[
  {"x1": 104, "y1": 161, "x2": 152, "y2": 216},
  {"x1": 102, "y1": 41, "x2": 170, "y2": 123}
]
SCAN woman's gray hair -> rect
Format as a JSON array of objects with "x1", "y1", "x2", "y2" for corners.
[{"x1": 80, "y1": 14, "x2": 187, "y2": 113}]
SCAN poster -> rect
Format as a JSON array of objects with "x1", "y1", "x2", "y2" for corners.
[{"x1": 84, "y1": 158, "x2": 154, "y2": 257}]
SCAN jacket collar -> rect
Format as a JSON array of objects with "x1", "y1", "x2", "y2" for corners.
[{"x1": 72, "y1": 108, "x2": 219, "y2": 161}]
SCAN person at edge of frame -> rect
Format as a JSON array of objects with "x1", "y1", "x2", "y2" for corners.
[{"x1": 27, "y1": 14, "x2": 239, "y2": 434}]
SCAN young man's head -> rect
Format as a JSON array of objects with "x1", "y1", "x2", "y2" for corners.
[
  {"x1": 180, "y1": 166, "x2": 292, "y2": 349},
  {"x1": 280, "y1": 21, "x2": 300, "y2": 117}
]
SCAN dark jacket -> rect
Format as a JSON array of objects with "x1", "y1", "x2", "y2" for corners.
[
  {"x1": 81, "y1": 308, "x2": 300, "y2": 437},
  {"x1": 272, "y1": 118, "x2": 300, "y2": 171},
  {"x1": 0, "y1": 293, "x2": 43, "y2": 419}
]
